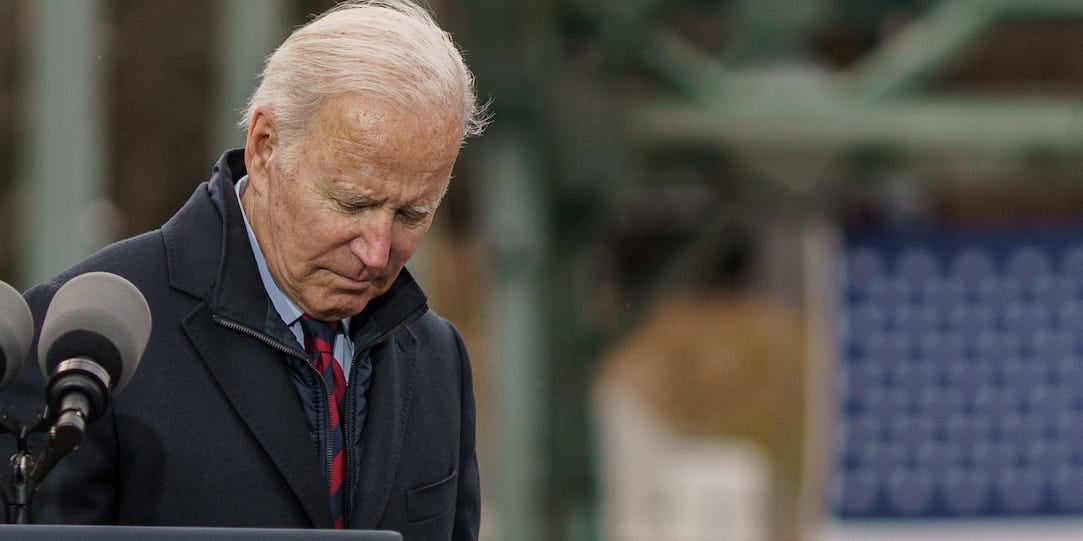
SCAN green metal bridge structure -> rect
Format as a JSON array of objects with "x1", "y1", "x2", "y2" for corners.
[{"x1": 464, "y1": 1, "x2": 1083, "y2": 539}]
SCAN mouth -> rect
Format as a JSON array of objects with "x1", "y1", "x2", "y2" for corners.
[
  {"x1": 329, "y1": 269, "x2": 382, "y2": 290},
  {"x1": 336, "y1": 273, "x2": 368, "y2": 286}
]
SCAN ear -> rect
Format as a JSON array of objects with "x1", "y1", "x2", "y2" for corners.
[{"x1": 243, "y1": 106, "x2": 278, "y2": 194}]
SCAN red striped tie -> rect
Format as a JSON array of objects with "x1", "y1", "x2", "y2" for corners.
[{"x1": 300, "y1": 315, "x2": 347, "y2": 529}]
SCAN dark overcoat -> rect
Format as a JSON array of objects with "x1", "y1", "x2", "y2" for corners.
[{"x1": 0, "y1": 150, "x2": 480, "y2": 541}]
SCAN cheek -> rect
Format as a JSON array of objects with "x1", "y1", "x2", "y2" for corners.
[
  {"x1": 303, "y1": 222, "x2": 357, "y2": 260},
  {"x1": 267, "y1": 185, "x2": 303, "y2": 226},
  {"x1": 274, "y1": 208, "x2": 315, "y2": 254},
  {"x1": 269, "y1": 191, "x2": 337, "y2": 253}
]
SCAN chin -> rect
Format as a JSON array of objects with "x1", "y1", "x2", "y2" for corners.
[
  {"x1": 326, "y1": 295, "x2": 375, "y2": 320},
  {"x1": 308, "y1": 306, "x2": 364, "y2": 321}
]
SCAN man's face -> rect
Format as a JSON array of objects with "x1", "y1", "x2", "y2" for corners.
[{"x1": 244, "y1": 95, "x2": 462, "y2": 321}]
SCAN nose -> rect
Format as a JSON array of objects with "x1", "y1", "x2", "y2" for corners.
[{"x1": 349, "y1": 212, "x2": 393, "y2": 269}]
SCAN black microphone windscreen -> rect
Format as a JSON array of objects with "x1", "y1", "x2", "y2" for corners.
[
  {"x1": 38, "y1": 272, "x2": 151, "y2": 394},
  {"x1": 0, "y1": 280, "x2": 33, "y2": 390}
]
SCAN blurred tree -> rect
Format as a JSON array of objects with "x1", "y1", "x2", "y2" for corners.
[
  {"x1": 0, "y1": 1, "x2": 16, "y2": 282},
  {"x1": 107, "y1": 0, "x2": 214, "y2": 237}
]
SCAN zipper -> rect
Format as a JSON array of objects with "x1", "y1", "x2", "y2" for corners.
[
  {"x1": 342, "y1": 363, "x2": 353, "y2": 528},
  {"x1": 214, "y1": 315, "x2": 307, "y2": 360},
  {"x1": 213, "y1": 315, "x2": 337, "y2": 520},
  {"x1": 339, "y1": 303, "x2": 427, "y2": 525}
]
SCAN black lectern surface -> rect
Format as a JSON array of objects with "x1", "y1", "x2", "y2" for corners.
[{"x1": 0, "y1": 524, "x2": 402, "y2": 540}]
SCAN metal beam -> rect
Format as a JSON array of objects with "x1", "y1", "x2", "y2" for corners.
[
  {"x1": 630, "y1": 98, "x2": 1083, "y2": 153},
  {"x1": 19, "y1": 0, "x2": 107, "y2": 286},
  {"x1": 479, "y1": 129, "x2": 552, "y2": 541},
  {"x1": 853, "y1": 0, "x2": 1083, "y2": 101},
  {"x1": 852, "y1": 0, "x2": 998, "y2": 101},
  {"x1": 727, "y1": 0, "x2": 827, "y2": 66},
  {"x1": 213, "y1": 0, "x2": 289, "y2": 155}
]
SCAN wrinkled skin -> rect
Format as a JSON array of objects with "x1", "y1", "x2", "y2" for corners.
[{"x1": 242, "y1": 95, "x2": 462, "y2": 320}]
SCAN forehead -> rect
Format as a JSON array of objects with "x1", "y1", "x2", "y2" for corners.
[{"x1": 303, "y1": 94, "x2": 463, "y2": 176}]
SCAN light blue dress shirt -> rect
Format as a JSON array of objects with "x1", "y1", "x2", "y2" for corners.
[{"x1": 234, "y1": 176, "x2": 354, "y2": 380}]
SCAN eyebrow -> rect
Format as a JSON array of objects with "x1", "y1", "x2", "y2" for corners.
[
  {"x1": 404, "y1": 182, "x2": 450, "y2": 215},
  {"x1": 407, "y1": 200, "x2": 442, "y2": 215}
]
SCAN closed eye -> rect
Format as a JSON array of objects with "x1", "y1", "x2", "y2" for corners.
[
  {"x1": 396, "y1": 208, "x2": 430, "y2": 226},
  {"x1": 336, "y1": 197, "x2": 379, "y2": 214}
]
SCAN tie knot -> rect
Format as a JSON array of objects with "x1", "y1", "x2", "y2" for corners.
[{"x1": 300, "y1": 314, "x2": 339, "y2": 355}]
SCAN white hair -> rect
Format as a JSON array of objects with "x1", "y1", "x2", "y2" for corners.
[{"x1": 241, "y1": 0, "x2": 488, "y2": 156}]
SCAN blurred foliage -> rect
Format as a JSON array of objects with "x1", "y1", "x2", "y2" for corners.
[{"x1": 600, "y1": 292, "x2": 806, "y2": 541}]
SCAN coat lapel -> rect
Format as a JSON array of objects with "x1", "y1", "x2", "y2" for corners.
[
  {"x1": 183, "y1": 304, "x2": 333, "y2": 528},
  {"x1": 351, "y1": 329, "x2": 418, "y2": 528}
]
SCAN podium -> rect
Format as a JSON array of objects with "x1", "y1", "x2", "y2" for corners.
[{"x1": 0, "y1": 524, "x2": 402, "y2": 540}]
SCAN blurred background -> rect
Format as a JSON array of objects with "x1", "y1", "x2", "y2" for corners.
[{"x1": 3, "y1": 0, "x2": 1083, "y2": 540}]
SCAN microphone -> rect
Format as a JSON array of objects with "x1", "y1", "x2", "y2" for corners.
[
  {"x1": 36, "y1": 272, "x2": 151, "y2": 451},
  {"x1": 0, "y1": 280, "x2": 33, "y2": 391}
]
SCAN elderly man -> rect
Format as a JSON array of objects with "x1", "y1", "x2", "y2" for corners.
[{"x1": 3, "y1": 1, "x2": 487, "y2": 539}]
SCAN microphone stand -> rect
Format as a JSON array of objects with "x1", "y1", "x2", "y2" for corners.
[{"x1": 0, "y1": 409, "x2": 75, "y2": 524}]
